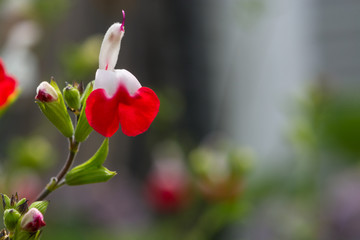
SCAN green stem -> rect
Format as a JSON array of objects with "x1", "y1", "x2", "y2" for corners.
[{"x1": 35, "y1": 138, "x2": 79, "y2": 201}]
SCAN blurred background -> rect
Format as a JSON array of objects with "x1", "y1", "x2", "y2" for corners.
[{"x1": 1, "y1": 0, "x2": 360, "y2": 239}]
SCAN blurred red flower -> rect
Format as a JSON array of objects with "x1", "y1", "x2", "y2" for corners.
[{"x1": 0, "y1": 59, "x2": 18, "y2": 113}]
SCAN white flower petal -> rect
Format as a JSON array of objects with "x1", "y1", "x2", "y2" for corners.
[
  {"x1": 98, "y1": 23, "x2": 124, "y2": 71},
  {"x1": 94, "y1": 69, "x2": 141, "y2": 98},
  {"x1": 114, "y1": 69, "x2": 141, "y2": 96},
  {"x1": 94, "y1": 69, "x2": 118, "y2": 98}
]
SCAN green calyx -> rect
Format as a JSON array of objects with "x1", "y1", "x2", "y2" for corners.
[
  {"x1": 65, "y1": 138, "x2": 116, "y2": 185},
  {"x1": 74, "y1": 81, "x2": 93, "y2": 142},
  {"x1": 13, "y1": 225, "x2": 42, "y2": 240},
  {"x1": 36, "y1": 79, "x2": 74, "y2": 138}
]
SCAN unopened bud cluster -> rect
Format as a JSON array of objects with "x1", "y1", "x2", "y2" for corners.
[
  {"x1": 1, "y1": 193, "x2": 48, "y2": 239},
  {"x1": 35, "y1": 79, "x2": 93, "y2": 142}
]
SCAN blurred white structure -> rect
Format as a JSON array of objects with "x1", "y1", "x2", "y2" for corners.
[
  {"x1": 209, "y1": 0, "x2": 317, "y2": 162},
  {"x1": 1, "y1": 21, "x2": 41, "y2": 96}
]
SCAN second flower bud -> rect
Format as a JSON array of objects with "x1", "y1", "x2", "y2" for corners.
[{"x1": 63, "y1": 84, "x2": 81, "y2": 111}]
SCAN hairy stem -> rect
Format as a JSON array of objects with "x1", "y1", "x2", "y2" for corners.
[{"x1": 35, "y1": 138, "x2": 79, "y2": 201}]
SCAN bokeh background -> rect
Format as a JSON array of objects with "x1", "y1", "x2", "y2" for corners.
[{"x1": 1, "y1": 0, "x2": 360, "y2": 239}]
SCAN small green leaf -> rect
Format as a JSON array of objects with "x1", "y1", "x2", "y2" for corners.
[{"x1": 65, "y1": 138, "x2": 116, "y2": 185}]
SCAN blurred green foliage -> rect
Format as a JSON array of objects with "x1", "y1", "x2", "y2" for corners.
[
  {"x1": 30, "y1": 0, "x2": 70, "y2": 25},
  {"x1": 7, "y1": 136, "x2": 55, "y2": 171},
  {"x1": 61, "y1": 36, "x2": 102, "y2": 82}
]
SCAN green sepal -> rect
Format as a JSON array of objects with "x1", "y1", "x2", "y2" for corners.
[
  {"x1": 29, "y1": 201, "x2": 49, "y2": 215},
  {"x1": 63, "y1": 84, "x2": 81, "y2": 110},
  {"x1": 15, "y1": 199, "x2": 27, "y2": 208},
  {"x1": 15, "y1": 198, "x2": 28, "y2": 215},
  {"x1": 3, "y1": 209, "x2": 21, "y2": 231},
  {"x1": 65, "y1": 138, "x2": 116, "y2": 185},
  {"x1": 74, "y1": 82, "x2": 93, "y2": 142},
  {"x1": 80, "y1": 80, "x2": 94, "y2": 106},
  {"x1": 36, "y1": 80, "x2": 74, "y2": 137},
  {"x1": 1, "y1": 194, "x2": 11, "y2": 210}
]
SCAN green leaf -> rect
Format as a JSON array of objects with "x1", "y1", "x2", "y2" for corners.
[{"x1": 65, "y1": 138, "x2": 116, "y2": 185}]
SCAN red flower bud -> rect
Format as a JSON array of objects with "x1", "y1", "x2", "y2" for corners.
[
  {"x1": 35, "y1": 81, "x2": 58, "y2": 102},
  {"x1": 20, "y1": 208, "x2": 46, "y2": 232}
]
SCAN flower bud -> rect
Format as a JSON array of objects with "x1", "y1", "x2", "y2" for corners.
[
  {"x1": 35, "y1": 79, "x2": 74, "y2": 137},
  {"x1": 20, "y1": 208, "x2": 46, "y2": 232},
  {"x1": 3, "y1": 209, "x2": 21, "y2": 231},
  {"x1": 35, "y1": 82, "x2": 58, "y2": 102},
  {"x1": 63, "y1": 84, "x2": 81, "y2": 110}
]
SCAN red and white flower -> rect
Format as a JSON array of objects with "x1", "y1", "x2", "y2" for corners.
[
  {"x1": 0, "y1": 59, "x2": 18, "y2": 111},
  {"x1": 85, "y1": 10, "x2": 160, "y2": 137}
]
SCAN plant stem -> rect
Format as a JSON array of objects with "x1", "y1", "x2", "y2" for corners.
[{"x1": 35, "y1": 137, "x2": 79, "y2": 201}]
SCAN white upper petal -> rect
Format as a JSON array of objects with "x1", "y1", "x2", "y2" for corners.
[
  {"x1": 98, "y1": 23, "x2": 124, "y2": 70},
  {"x1": 95, "y1": 69, "x2": 141, "y2": 98}
]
